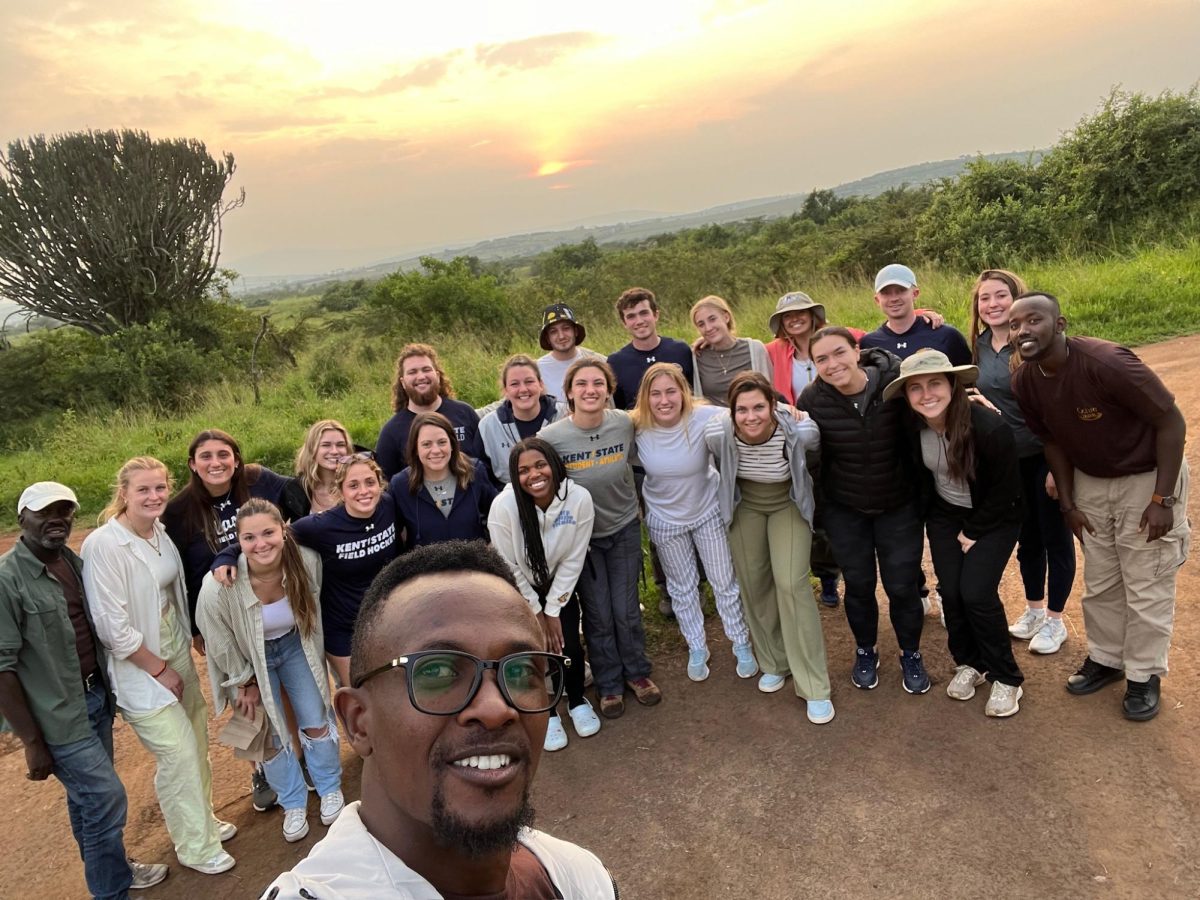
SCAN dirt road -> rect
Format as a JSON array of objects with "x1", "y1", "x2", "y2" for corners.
[{"x1": 3, "y1": 336, "x2": 1198, "y2": 899}]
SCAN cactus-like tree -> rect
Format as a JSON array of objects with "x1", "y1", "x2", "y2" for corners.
[{"x1": 0, "y1": 130, "x2": 243, "y2": 335}]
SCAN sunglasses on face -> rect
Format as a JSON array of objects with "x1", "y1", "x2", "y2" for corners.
[
  {"x1": 352, "y1": 650, "x2": 570, "y2": 715},
  {"x1": 337, "y1": 451, "x2": 375, "y2": 465}
]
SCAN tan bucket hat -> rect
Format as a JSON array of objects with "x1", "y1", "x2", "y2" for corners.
[
  {"x1": 881, "y1": 349, "x2": 979, "y2": 402},
  {"x1": 768, "y1": 291, "x2": 827, "y2": 335}
]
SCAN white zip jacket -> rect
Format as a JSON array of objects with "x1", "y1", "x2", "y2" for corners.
[
  {"x1": 81, "y1": 518, "x2": 193, "y2": 714},
  {"x1": 195, "y1": 546, "x2": 330, "y2": 739},
  {"x1": 487, "y1": 480, "x2": 594, "y2": 617},
  {"x1": 259, "y1": 801, "x2": 618, "y2": 899}
]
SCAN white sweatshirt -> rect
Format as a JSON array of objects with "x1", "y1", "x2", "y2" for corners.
[{"x1": 487, "y1": 479, "x2": 595, "y2": 617}]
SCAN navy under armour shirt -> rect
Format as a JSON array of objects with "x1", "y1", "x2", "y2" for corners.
[
  {"x1": 859, "y1": 317, "x2": 971, "y2": 365},
  {"x1": 607, "y1": 337, "x2": 695, "y2": 410}
]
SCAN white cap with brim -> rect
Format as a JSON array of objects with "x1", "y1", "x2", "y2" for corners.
[
  {"x1": 881, "y1": 350, "x2": 979, "y2": 402},
  {"x1": 18, "y1": 482, "x2": 79, "y2": 515},
  {"x1": 874, "y1": 263, "x2": 918, "y2": 292},
  {"x1": 769, "y1": 291, "x2": 827, "y2": 335}
]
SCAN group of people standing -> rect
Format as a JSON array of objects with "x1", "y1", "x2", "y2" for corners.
[{"x1": 0, "y1": 263, "x2": 1188, "y2": 899}]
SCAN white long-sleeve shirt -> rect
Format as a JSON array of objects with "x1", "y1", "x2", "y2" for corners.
[
  {"x1": 487, "y1": 480, "x2": 594, "y2": 617},
  {"x1": 81, "y1": 518, "x2": 193, "y2": 714}
]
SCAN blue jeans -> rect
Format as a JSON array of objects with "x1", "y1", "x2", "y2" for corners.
[
  {"x1": 261, "y1": 629, "x2": 341, "y2": 810},
  {"x1": 48, "y1": 681, "x2": 133, "y2": 900}
]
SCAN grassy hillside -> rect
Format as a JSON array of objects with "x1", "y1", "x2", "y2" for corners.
[{"x1": 2, "y1": 239, "x2": 1197, "y2": 530}]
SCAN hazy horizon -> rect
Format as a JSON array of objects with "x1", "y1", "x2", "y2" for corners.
[{"x1": 2, "y1": 0, "x2": 1197, "y2": 278}]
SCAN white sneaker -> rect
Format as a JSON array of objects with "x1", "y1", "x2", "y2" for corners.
[
  {"x1": 568, "y1": 701, "x2": 602, "y2": 738},
  {"x1": 583, "y1": 660, "x2": 594, "y2": 688},
  {"x1": 282, "y1": 808, "x2": 309, "y2": 843},
  {"x1": 319, "y1": 789, "x2": 345, "y2": 826},
  {"x1": 946, "y1": 665, "x2": 986, "y2": 700},
  {"x1": 215, "y1": 819, "x2": 236, "y2": 842},
  {"x1": 1008, "y1": 607, "x2": 1046, "y2": 640},
  {"x1": 1029, "y1": 617, "x2": 1067, "y2": 654},
  {"x1": 758, "y1": 673, "x2": 787, "y2": 693},
  {"x1": 183, "y1": 850, "x2": 236, "y2": 875},
  {"x1": 985, "y1": 682, "x2": 1023, "y2": 717},
  {"x1": 128, "y1": 860, "x2": 168, "y2": 890},
  {"x1": 544, "y1": 715, "x2": 569, "y2": 751}
]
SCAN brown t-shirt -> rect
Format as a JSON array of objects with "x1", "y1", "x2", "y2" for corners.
[
  {"x1": 45, "y1": 556, "x2": 98, "y2": 680},
  {"x1": 1011, "y1": 336, "x2": 1175, "y2": 478},
  {"x1": 439, "y1": 845, "x2": 559, "y2": 900}
]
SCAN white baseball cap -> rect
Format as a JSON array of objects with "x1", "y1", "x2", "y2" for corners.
[
  {"x1": 874, "y1": 264, "x2": 918, "y2": 292},
  {"x1": 18, "y1": 482, "x2": 79, "y2": 515}
]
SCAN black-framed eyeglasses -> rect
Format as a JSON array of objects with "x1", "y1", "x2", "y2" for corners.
[
  {"x1": 352, "y1": 650, "x2": 570, "y2": 715},
  {"x1": 337, "y1": 451, "x2": 375, "y2": 465}
]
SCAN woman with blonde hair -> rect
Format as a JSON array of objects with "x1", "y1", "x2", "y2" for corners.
[
  {"x1": 82, "y1": 457, "x2": 236, "y2": 876},
  {"x1": 198, "y1": 499, "x2": 343, "y2": 844},
  {"x1": 968, "y1": 269, "x2": 1075, "y2": 653},
  {"x1": 690, "y1": 295, "x2": 773, "y2": 406},
  {"x1": 282, "y1": 420, "x2": 355, "y2": 517},
  {"x1": 632, "y1": 362, "x2": 758, "y2": 682}
]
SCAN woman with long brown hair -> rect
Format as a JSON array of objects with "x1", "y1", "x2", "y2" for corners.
[
  {"x1": 197, "y1": 499, "x2": 343, "y2": 844},
  {"x1": 888, "y1": 350, "x2": 1026, "y2": 717}
]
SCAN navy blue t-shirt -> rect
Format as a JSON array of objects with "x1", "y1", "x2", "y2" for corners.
[
  {"x1": 374, "y1": 398, "x2": 484, "y2": 480},
  {"x1": 859, "y1": 318, "x2": 971, "y2": 365},
  {"x1": 607, "y1": 337, "x2": 695, "y2": 410},
  {"x1": 289, "y1": 496, "x2": 401, "y2": 656}
]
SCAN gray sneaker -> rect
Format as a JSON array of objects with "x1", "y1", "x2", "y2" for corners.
[
  {"x1": 129, "y1": 860, "x2": 168, "y2": 890},
  {"x1": 946, "y1": 665, "x2": 986, "y2": 700},
  {"x1": 985, "y1": 682, "x2": 1023, "y2": 717},
  {"x1": 251, "y1": 764, "x2": 277, "y2": 812}
]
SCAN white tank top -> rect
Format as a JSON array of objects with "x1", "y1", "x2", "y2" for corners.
[{"x1": 261, "y1": 596, "x2": 297, "y2": 641}]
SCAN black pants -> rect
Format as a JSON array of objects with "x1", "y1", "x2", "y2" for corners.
[
  {"x1": 823, "y1": 499, "x2": 925, "y2": 651},
  {"x1": 1017, "y1": 453, "x2": 1077, "y2": 612},
  {"x1": 550, "y1": 593, "x2": 587, "y2": 708},
  {"x1": 927, "y1": 499, "x2": 1024, "y2": 686}
]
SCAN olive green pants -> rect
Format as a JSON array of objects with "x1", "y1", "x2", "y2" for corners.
[{"x1": 728, "y1": 479, "x2": 831, "y2": 700}]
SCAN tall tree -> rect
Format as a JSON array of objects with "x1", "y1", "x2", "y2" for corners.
[{"x1": 0, "y1": 130, "x2": 243, "y2": 335}]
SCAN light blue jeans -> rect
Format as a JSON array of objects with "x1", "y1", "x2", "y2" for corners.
[
  {"x1": 49, "y1": 680, "x2": 133, "y2": 900},
  {"x1": 260, "y1": 629, "x2": 341, "y2": 810}
]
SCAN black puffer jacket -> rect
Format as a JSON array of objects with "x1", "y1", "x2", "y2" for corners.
[{"x1": 797, "y1": 348, "x2": 915, "y2": 515}]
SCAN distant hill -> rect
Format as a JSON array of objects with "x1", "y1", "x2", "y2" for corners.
[{"x1": 231, "y1": 150, "x2": 1041, "y2": 297}]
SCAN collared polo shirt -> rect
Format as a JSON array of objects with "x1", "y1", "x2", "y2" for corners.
[{"x1": 0, "y1": 541, "x2": 105, "y2": 745}]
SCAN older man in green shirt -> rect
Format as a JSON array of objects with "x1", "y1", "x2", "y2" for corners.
[{"x1": 0, "y1": 482, "x2": 167, "y2": 898}]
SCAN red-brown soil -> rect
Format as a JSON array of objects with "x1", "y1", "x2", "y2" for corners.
[{"x1": 3, "y1": 336, "x2": 1198, "y2": 899}]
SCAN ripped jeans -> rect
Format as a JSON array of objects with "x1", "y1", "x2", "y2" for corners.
[{"x1": 260, "y1": 629, "x2": 342, "y2": 810}]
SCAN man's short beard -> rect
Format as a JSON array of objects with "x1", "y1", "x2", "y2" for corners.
[{"x1": 429, "y1": 782, "x2": 536, "y2": 860}]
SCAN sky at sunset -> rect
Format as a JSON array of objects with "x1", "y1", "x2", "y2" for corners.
[{"x1": 1, "y1": 0, "x2": 1197, "y2": 277}]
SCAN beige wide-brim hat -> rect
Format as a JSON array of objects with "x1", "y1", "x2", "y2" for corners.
[
  {"x1": 881, "y1": 349, "x2": 979, "y2": 402},
  {"x1": 768, "y1": 291, "x2": 827, "y2": 335}
]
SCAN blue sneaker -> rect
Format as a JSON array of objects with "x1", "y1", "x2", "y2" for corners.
[
  {"x1": 687, "y1": 648, "x2": 711, "y2": 682},
  {"x1": 851, "y1": 647, "x2": 879, "y2": 690},
  {"x1": 733, "y1": 643, "x2": 759, "y2": 679},
  {"x1": 819, "y1": 576, "x2": 840, "y2": 608},
  {"x1": 758, "y1": 673, "x2": 787, "y2": 693},
  {"x1": 900, "y1": 650, "x2": 931, "y2": 694},
  {"x1": 806, "y1": 698, "x2": 835, "y2": 724}
]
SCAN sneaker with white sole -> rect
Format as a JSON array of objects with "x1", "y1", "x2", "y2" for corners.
[
  {"x1": 319, "y1": 790, "x2": 345, "y2": 826},
  {"x1": 806, "y1": 698, "x2": 835, "y2": 724},
  {"x1": 687, "y1": 648, "x2": 711, "y2": 682},
  {"x1": 184, "y1": 850, "x2": 236, "y2": 876},
  {"x1": 544, "y1": 715, "x2": 569, "y2": 751},
  {"x1": 1008, "y1": 607, "x2": 1047, "y2": 640},
  {"x1": 128, "y1": 860, "x2": 168, "y2": 890},
  {"x1": 251, "y1": 765, "x2": 277, "y2": 812},
  {"x1": 946, "y1": 665, "x2": 986, "y2": 700},
  {"x1": 282, "y1": 808, "x2": 309, "y2": 843},
  {"x1": 583, "y1": 660, "x2": 593, "y2": 688},
  {"x1": 568, "y1": 701, "x2": 602, "y2": 737},
  {"x1": 1029, "y1": 617, "x2": 1067, "y2": 654},
  {"x1": 985, "y1": 682, "x2": 1023, "y2": 717},
  {"x1": 733, "y1": 643, "x2": 759, "y2": 679},
  {"x1": 758, "y1": 673, "x2": 787, "y2": 693},
  {"x1": 215, "y1": 819, "x2": 236, "y2": 842},
  {"x1": 851, "y1": 647, "x2": 879, "y2": 690}
]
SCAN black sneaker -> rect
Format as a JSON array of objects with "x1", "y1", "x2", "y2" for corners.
[
  {"x1": 900, "y1": 650, "x2": 931, "y2": 694},
  {"x1": 1066, "y1": 657, "x2": 1124, "y2": 695},
  {"x1": 819, "y1": 577, "x2": 840, "y2": 608},
  {"x1": 851, "y1": 647, "x2": 879, "y2": 690},
  {"x1": 1122, "y1": 675, "x2": 1161, "y2": 721},
  {"x1": 251, "y1": 764, "x2": 277, "y2": 812},
  {"x1": 658, "y1": 596, "x2": 675, "y2": 620}
]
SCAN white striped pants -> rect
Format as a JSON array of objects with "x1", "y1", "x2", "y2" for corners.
[{"x1": 646, "y1": 509, "x2": 750, "y2": 651}]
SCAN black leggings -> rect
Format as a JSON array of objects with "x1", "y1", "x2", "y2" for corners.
[{"x1": 550, "y1": 593, "x2": 587, "y2": 709}]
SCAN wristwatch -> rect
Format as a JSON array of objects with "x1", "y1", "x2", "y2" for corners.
[{"x1": 1151, "y1": 493, "x2": 1177, "y2": 508}]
